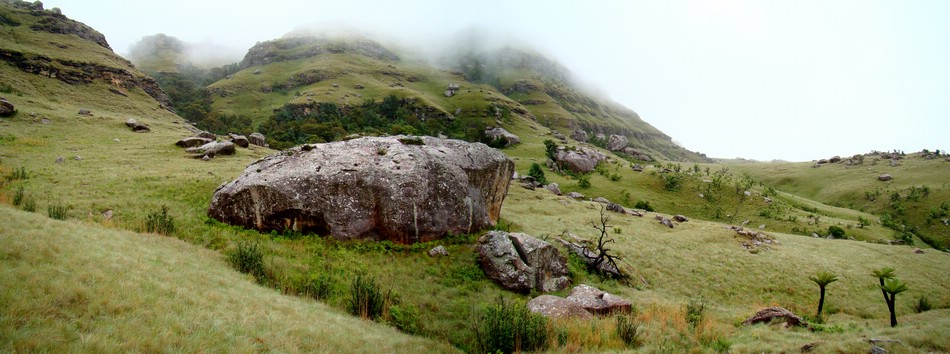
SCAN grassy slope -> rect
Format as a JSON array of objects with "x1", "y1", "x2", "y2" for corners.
[{"x1": 0, "y1": 205, "x2": 456, "y2": 353}]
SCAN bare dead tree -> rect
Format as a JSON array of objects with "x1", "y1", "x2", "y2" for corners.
[{"x1": 556, "y1": 206, "x2": 627, "y2": 282}]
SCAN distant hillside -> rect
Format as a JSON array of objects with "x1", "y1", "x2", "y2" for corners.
[
  {"x1": 128, "y1": 33, "x2": 243, "y2": 74},
  {"x1": 201, "y1": 32, "x2": 708, "y2": 161}
]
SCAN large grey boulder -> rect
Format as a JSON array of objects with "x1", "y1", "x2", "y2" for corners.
[
  {"x1": 187, "y1": 141, "x2": 235, "y2": 158},
  {"x1": 0, "y1": 98, "x2": 14, "y2": 117},
  {"x1": 606, "y1": 134, "x2": 628, "y2": 151},
  {"x1": 554, "y1": 147, "x2": 606, "y2": 174},
  {"x1": 570, "y1": 129, "x2": 588, "y2": 142},
  {"x1": 527, "y1": 295, "x2": 593, "y2": 319},
  {"x1": 484, "y1": 127, "x2": 520, "y2": 147},
  {"x1": 565, "y1": 284, "x2": 633, "y2": 315},
  {"x1": 176, "y1": 137, "x2": 214, "y2": 148},
  {"x1": 476, "y1": 230, "x2": 570, "y2": 293},
  {"x1": 125, "y1": 118, "x2": 150, "y2": 133},
  {"x1": 208, "y1": 136, "x2": 514, "y2": 243},
  {"x1": 229, "y1": 133, "x2": 250, "y2": 148}
]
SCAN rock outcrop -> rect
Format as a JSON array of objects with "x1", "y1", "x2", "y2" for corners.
[
  {"x1": 125, "y1": 118, "x2": 150, "y2": 133},
  {"x1": 527, "y1": 295, "x2": 594, "y2": 319},
  {"x1": 554, "y1": 147, "x2": 606, "y2": 174},
  {"x1": 477, "y1": 230, "x2": 570, "y2": 293},
  {"x1": 571, "y1": 129, "x2": 588, "y2": 142},
  {"x1": 606, "y1": 134, "x2": 628, "y2": 151},
  {"x1": 564, "y1": 284, "x2": 632, "y2": 315},
  {"x1": 878, "y1": 174, "x2": 893, "y2": 181},
  {"x1": 0, "y1": 98, "x2": 15, "y2": 117},
  {"x1": 249, "y1": 132, "x2": 267, "y2": 147},
  {"x1": 175, "y1": 137, "x2": 213, "y2": 148},
  {"x1": 208, "y1": 136, "x2": 514, "y2": 243},
  {"x1": 186, "y1": 141, "x2": 235, "y2": 158},
  {"x1": 742, "y1": 307, "x2": 806, "y2": 327},
  {"x1": 484, "y1": 127, "x2": 520, "y2": 147},
  {"x1": 229, "y1": 133, "x2": 249, "y2": 148}
]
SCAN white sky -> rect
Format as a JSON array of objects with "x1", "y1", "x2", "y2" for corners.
[{"x1": 43, "y1": 0, "x2": 950, "y2": 162}]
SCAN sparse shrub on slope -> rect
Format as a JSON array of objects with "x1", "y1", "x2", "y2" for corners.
[
  {"x1": 474, "y1": 297, "x2": 549, "y2": 354},
  {"x1": 528, "y1": 162, "x2": 547, "y2": 185},
  {"x1": 347, "y1": 272, "x2": 387, "y2": 320},
  {"x1": 145, "y1": 205, "x2": 176, "y2": 235},
  {"x1": 228, "y1": 241, "x2": 265, "y2": 281},
  {"x1": 615, "y1": 313, "x2": 640, "y2": 348},
  {"x1": 47, "y1": 201, "x2": 70, "y2": 220}
]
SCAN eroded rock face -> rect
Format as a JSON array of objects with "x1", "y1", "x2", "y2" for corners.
[
  {"x1": 527, "y1": 295, "x2": 593, "y2": 319},
  {"x1": 565, "y1": 284, "x2": 632, "y2": 315},
  {"x1": 742, "y1": 307, "x2": 805, "y2": 327},
  {"x1": 176, "y1": 137, "x2": 213, "y2": 148},
  {"x1": 476, "y1": 230, "x2": 570, "y2": 293},
  {"x1": 571, "y1": 129, "x2": 588, "y2": 142},
  {"x1": 484, "y1": 127, "x2": 520, "y2": 147},
  {"x1": 554, "y1": 147, "x2": 606, "y2": 173},
  {"x1": 208, "y1": 136, "x2": 514, "y2": 243},
  {"x1": 0, "y1": 98, "x2": 15, "y2": 117},
  {"x1": 606, "y1": 134, "x2": 628, "y2": 151},
  {"x1": 249, "y1": 132, "x2": 266, "y2": 147},
  {"x1": 229, "y1": 133, "x2": 249, "y2": 148}
]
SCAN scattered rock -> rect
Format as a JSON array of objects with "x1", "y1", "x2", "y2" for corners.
[
  {"x1": 228, "y1": 133, "x2": 249, "y2": 148},
  {"x1": 659, "y1": 217, "x2": 674, "y2": 228},
  {"x1": 101, "y1": 209, "x2": 113, "y2": 221},
  {"x1": 253, "y1": 69, "x2": 262, "y2": 75},
  {"x1": 78, "y1": 108, "x2": 92, "y2": 116},
  {"x1": 552, "y1": 131, "x2": 567, "y2": 141},
  {"x1": 476, "y1": 230, "x2": 570, "y2": 293},
  {"x1": 527, "y1": 295, "x2": 594, "y2": 319},
  {"x1": 40, "y1": 118, "x2": 50, "y2": 124},
  {"x1": 673, "y1": 215, "x2": 689, "y2": 222},
  {"x1": 249, "y1": 132, "x2": 267, "y2": 147},
  {"x1": 565, "y1": 284, "x2": 632, "y2": 315},
  {"x1": 606, "y1": 135, "x2": 629, "y2": 151},
  {"x1": 175, "y1": 137, "x2": 213, "y2": 148},
  {"x1": 73, "y1": 156, "x2": 82, "y2": 161},
  {"x1": 186, "y1": 141, "x2": 235, "y2": 158},
  {"x1": 553, "y1": 147, "x2": 606, "y2": 173},
  {"x1": 444, "y1": 83, "x2": 460, "y2": 97},
  {"x1": 354, "y1": 84, "x2": 364, "y2": 90},
  {"x1": 570, "y1": 129, "x2": 588, "y2": 142},
  {"x1": 631, "y1": 164, "x2": 644, "y2": 172},
  {"x1": 55, "y1": 156, "x2": 64, "y2": 164},
  {"x1": 484, "y1": 127, "x2": 520, "y2": 147},
  {"x1": 829, "y1": 156, "x2": 842, "y2": 163},
  {"x1": 0, "y1": 98, "x2": 15, "y2": 117},
  {"x1": 606, "y1": 202, "x2": 626, "y2": 214},
  {"x1": 878, "y1": 174, "x2": 893, "y2": 181},
  {"x1": 870, "y1": 345, "x2": 887, "y2": 354},
  {"x1": 801, "y1": 342, "x2": 820, "y2": 352},
  {"x1": 208, "y1": 136, "x2": 514, "y2": 243},
  {"x1": 566, "y1": 192, "x2": 585, "y2": 200},
  {"x1": 545, "y1": 183, "x2": 561, "y2": 195},
  {"x1": 742, "y1": 307, "x2": 806, "y2": 327},
  {"x1": 428, "y1": 245, "x2": 448, "y2": 257},
  {"x1": 816, "y1": 159, "x2": 828, "y2": 164},
  {"x1": 125, "y1": 118, "x2": 150, "y2": 133},
  {"x1": 759, "y1": 224, "x2": 766, "y2": 229},
  {"x1": 913, "y1": 248, "x2": 924, "y2": 254},
  {"x1": 593, "y1": 197, "x2": 610, "y2": 204},
  {"x1": 197, "y1": 131, "x2": 217, "y2": 140}
]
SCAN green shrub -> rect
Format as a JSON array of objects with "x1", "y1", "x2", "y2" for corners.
[
  {"x1": 477, "y1": 297, "x2": 549, "y2": 353},
  {"x1": 543, "y1": 140, "x2": 557, "y2": 160},
  {"x1": 21, "y1": 196, "x2": 35, "y2": 212},
  {"x1": 228, "y1": 242, "x2": 265, "y2": 281},
  {"x1": 914, "y1": 295, "x2": 932, "y2": 313},
  {"x1": 827, "y1": 225, "x2": 846, "y2": 239},
  {"x1": 634, "y1": 200, "x2": 655, "y2": 212},
  {"x1": 347, "y1": 273, "x2": 387, "y2": 320},
  {"x1": 47, "y1": 202, "x2": 70, "y2": 220},
  {"x1": 7, "y1": 166, "x2": 28, "y2": 181},
  {"x1": 710, "y1": 338, "x2": 732, "y2": 353},
  {"x1": 615, "y1": 313, "x2": 640, "y2": 347},
  {"x1": 303, "y1": 272, "x2": 335, "y2": 301},
  {"x1": 576, "y1": 174, "x2": 591, "y2": 189},
  {"x1": 685, "y1": 299, "x2": 705, "y2": 327},
  {"x1": 145, "y1": 205, "x2": 176, "y2": 235},
  {"x1": 664, "y1": 174, "x2": 683, "y2": 192},
  {"x1": 12, "y1": 186, "x2": 24, "y2": 206},
  {"x1": 389, "y1": 303, "x2": 420, "y2": 334},
  {"x1": 608, "y1": 173, "x2": 621, "y2": 182},
  {"x1": 528, "y1": 163, "x2": 547, "y2": 185}
]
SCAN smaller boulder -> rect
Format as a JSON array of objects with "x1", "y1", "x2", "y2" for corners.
[
  {"x1": 186, "y1": 141, "x2": 235, "y2": 158},
  {"x1": 55, "y1": 156, "x2": 64, "y2": 163},
  {"x1": 878, "y1": 174, "x2": 893, "y2": 181},
  {"x1": 657, "y1": 217, "x2": 673, "y2": 228},
  {"x1": 545, "y1": 183, "x2": 561, "y2": 195},
  {"x1": 484, "y1": 127, "x2": 520, "y2": 147},
  {"x1": 566, "y1": 192, "x2": 585, "y2": 200},
  {"x1": 673, "y1": 215, "x2": 689, "y2": 222},
  {"x1": 78, "y1": 108, "x2": 92, "y2": 116},
  {"x1": 197, "y1": 131, "x2": 217, "y2": 140},
  {"x1": 476, "y1": 231, "x2": 570, "y2": 293},
  {"x1": 249, "y1": 132, "x2": 266, "y2": 147},
  {"x1": 913, "y1": 248, "x2": 924, "y2": 254},
  {"x1": 428, "y1": 245, "x2": 449, "y2": 257},
  {"x1": 570, "y1": 129, "x2": 588, "y2": 142},
  {"x1": 742, "y1": 307, "x2": 806, "y2": 327},
  {"x1": 176, "y1": 137, "x2": 213, "y2": 148},
  {"x1": 0, "y1": 98, "x2": 15, "y2": 117},
  {"x1": 229, "y1": 133, "x2": 249, "y2": 148},
  {"x1": 606, "y1": 202, "x2": 626, "y2": 214},
  {"x1": 606, "y1": 135, "x2": 628, "y2": 151},
  {"x1": 527, "y1": 295, "x2": 593, "y2": 319},
  {"x1": 565, "y1": 284, "x2": 632, "y2": 315},
  {"x1": 125, "y1": 118, "x2": 150, "y2": 133},
  {"x1": 631, "y1": 164, "x2": 644, "y2": 172},
  {"x1": 593, "y1": 197, "x2": 610, "y2": 204},
  {"x1": 829, "y1": 156, "x2": 842, "y2": 163}
]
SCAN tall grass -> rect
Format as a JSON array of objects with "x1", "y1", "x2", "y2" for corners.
[{"x1": 474, "y1": 297, "x2": 548, "y2": 353}]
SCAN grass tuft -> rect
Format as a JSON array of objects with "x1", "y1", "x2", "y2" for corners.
[
  {"x1": 475, "y1": 297, "x2": 549, "y2": 353},
  {"x1": 46, "y1": 201, "x2": 70, "y2": 220},
  {"x1": 144, "y1": 205, "x2": 176, "y2": 235},
  {"x1": 347, "y1": 272, "x2": 387, "y2": 320},
  {"x1": 227, "y1": 241, "x2": 265, "y2": 281}
]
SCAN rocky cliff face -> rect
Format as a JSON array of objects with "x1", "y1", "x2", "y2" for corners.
[{"x1": 208, "y1": 136, "x2": 514, "y2": 244}]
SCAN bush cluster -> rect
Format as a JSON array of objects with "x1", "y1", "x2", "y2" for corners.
[
  {"x1": 145, "y1": 205, "x2": 176, "y2": 235},
  {"x1": 228, "y1": 242, "x2": 265, "y2": 281},
  {"x1": 476, "y1": 297, "x2": 549, "y2": 353},
  {"x1": 347, "y1": 273, "x2": 387, "y2": 320}
]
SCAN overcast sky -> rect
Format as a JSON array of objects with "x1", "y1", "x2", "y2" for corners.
[{"x1": 44, "y1": 0, "x2": 950, "y2": 161}]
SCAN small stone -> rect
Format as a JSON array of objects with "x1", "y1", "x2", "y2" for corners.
[
  {"x1": 73, "y1": 156, "x2": 81, "y2": 161},
  {"x1": 428, "y1": 245, "x2": 449, "y2": 257},
  {"x1": 55, "y1": 156, "x2": 64, "y2": 163},
  {"x1": 759, "y1": 224, "x2": 766, "y2": 229},
  {"x1": 913, "y1": 248, "x2": 924, "y2": 254},
  {"x1": 113, "y1": 138, "x2": 120, "y2": 142},
  {"x1": 41, "y1": 118, "x2": 51, "y2": 124},
  {"x1": 101, "y1": 209, "x2": 113, "y2": 221},
  {"x1": 593, "y1": 197, "x2": 610, "y2": 204},
  {"x1": 878, "y1": 174, "x2": 893, "y2": 181},
  {"x1": 673, "y1": 215, "x2": 689, "y2": 222},
  {"x1": 78, "y1": 108, "x2": 92, "y2": 116}
]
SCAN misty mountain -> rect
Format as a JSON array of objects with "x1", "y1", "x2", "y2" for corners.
[{"x1": 127, "y1": 33, "x2": 243, "y2": 73}]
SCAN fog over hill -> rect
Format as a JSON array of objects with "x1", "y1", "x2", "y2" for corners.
[{"x1": 44, "y1": 0, "x2": 950, "y2": 161}]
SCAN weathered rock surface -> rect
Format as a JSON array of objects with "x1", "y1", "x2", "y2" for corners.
[
  {"x1": 527, "y1": 295, "x2": 593, "y2": 319},
  {"x1": 78, "y1": 108, "x2": 92, "y2": 116},
  {"x1": 0, "y1": 98, "x2": 15, "y2": 117},
  {"x1": 606, "y1": 134, "x2": 628, "y2": 151},
  {"x1": 197, "y1": 131, "x2": 217, "y2": 140},
  {"x1": 566, "y1": 192, "x2": 585, "y2": 200},
  {"x1": 570, "y1": 129, "x2": 588, "y2": 142},
  {"x1": 477, "y1": 231, "x2": 570, "y2": 293},
  {"x1": 606, "y1": 202, "x2": 626, "y2": 214},
  {"x1": 249, "y1": 132, "x2": 266, "y2": 147},
  {"x1": 208, "y1": 136, "x2": 514, "y2": 243},
  {"x1": 187, "y1": 141, "x2": 235, "y2": 158},
  {"x1": 673, "y1": 215, "x2": 689, "y2": 222},
  {"x1": 428, "y1": 245, "x2": 448, "y2": 257},
  {"x1": 484, "y1": 127, "x2": 520, "y2": 147},
  {"x1": 622, "y1": 148, "x2": 653, "y2": 161},
  {"x1": 565, "y1": 284, "x2": 632, "y2": 315},
  {"x1": 175, "y1": 137, "x2": 213, "y2": 148},
  {"x1": 545, "y1": 183, "x2": 561, "y2": 195},
  {"x1": 554, "y1": 147, "x2": 606, "y2": 173},
  {"x1": 878, "y1": 174, "x2": 893, "y2": 181},
  {"x1": 742, "y1": 307, "x2": 806, "y2": 327},
  {"x1": 229, "y1": 133, "x2": 249, "y2": 148}
]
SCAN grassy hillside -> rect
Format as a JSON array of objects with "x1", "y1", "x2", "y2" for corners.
[{"x1": 0, "y1": 205, "x2": 457, "y2": 352}]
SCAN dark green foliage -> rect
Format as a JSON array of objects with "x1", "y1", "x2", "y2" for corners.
[
  {"x1": 145, "y1": 205, "x2": 176, "y2": 235},
  {"x1": 303, "y1": 272, "x2": 335, "y2": 301},
  {"x1": 228, "y1": 242, "x2": 265, "y2": 281},
  {"x1": 576, "y1": 174, "x2": 591, "y2": 189},
  {"x1": 347, "y1": 273, "x2": 386, "y2": 320},
  {"x1": 685, "y1": 299, "x2": 705, "y2": 327},
  {"x1": 827, "y1": 225, "x2": 846, "y2": 239},
  {"x1": 12, "y1": 186, "x2": 24, "y2": 206},
  {"x1": 388, "y1": 303, "x2": 420, "y2": 334},
  {"x1": 528, "y1": 163, "x2": 547, "y2": 185},
  {"x1": 710, "y1": 338, "x2": 732, "y2": 353},
  {"x1": 663, "y1": 174, "x2": 683, "y2": 192},
  {"x1": 543, "y1": 139, "x2": 557, "y2": 161},
  {"x1": 634, "y1": 200, "x2": 655, "y2": 212},
  {"x1": 914, "y1": 295, "x2": 932, "y2": 313},
  {"x1": 47, "y1": 202, "x2": 70, "y2": 220},
  {"x1": 475, "y1": 297, "x2": 549, "y2": 353},
  {"x1": 7, "y1": 166, "x2": 28, "y2": 181},
  {"x1": 615, "y1": 313, "x2": 640, "y2": 347}
]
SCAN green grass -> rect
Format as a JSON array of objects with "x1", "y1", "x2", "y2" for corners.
[{"x1": 0, "y1": 205, "x2": 457, "y2": 352}]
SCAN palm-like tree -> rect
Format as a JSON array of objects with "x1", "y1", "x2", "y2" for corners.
[
  {"x1": 871, "y1": 267, "x2": 896, "y2": 303},
  {"x1": 881, "y1": 278, "x2": 909, "y2": 327},
  {"x1": 808, "y1": 271, "x2": 839, "y2": 322}
]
